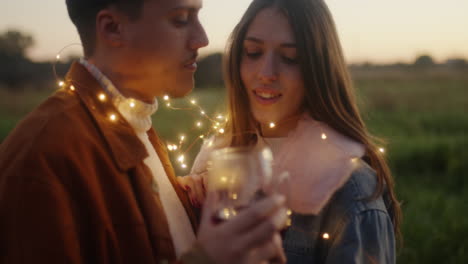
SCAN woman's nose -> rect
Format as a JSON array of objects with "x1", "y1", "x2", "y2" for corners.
[{"x1": 258, "y1": 53, "x2": 278, "y2": 82}]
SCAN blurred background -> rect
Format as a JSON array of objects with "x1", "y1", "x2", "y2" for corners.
[{"x1": 1, "y1": 0, "x2": 467, "y2": 262}]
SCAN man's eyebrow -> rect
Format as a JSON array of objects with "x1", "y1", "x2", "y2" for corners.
[{"x1": 245, "y1": 37, "x2": 297, "y2": 48}]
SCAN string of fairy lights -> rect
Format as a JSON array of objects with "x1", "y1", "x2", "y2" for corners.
[
  {"x1": 53, "y1": 49, "x2": 386, "y2": 172},
  {"x1": 53, "y1": 46, "x2": 389, "y2": 236},
  {"x1": 161, "y1": 94, "x2": 230, "y2": 170}
]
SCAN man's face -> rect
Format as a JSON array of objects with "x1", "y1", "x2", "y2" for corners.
[{"x1": 121, "y1": 0, "x2": 208, "y2": 99}]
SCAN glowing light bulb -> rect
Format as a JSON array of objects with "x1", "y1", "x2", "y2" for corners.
[
  {"x1": 98, "y1": 93, "x2": 106, "y2": 101},
  {"x1": 379, "y1": 148, "x2": 385, "y2": 153},
  {"x1": 163, "y1": 95, "x2": 169, "y2": 101},
  {"x1": 217, "y1": 115, "x2": 223, "y2": 120},
  {"x1": 232, "y1": 193, "x2": 238, "y2": 200},
  {"x1": 321, "y1": 133, "x2": 327, "y2": 140},
  {"x1": 287, "y1": 209, "x2": 292, "y2": 216},
  {"x1": 166, "y1": 103, "x2": 171, "y2": 107},
  {"x1": 56, "y1": 54, "x2": 61, "y2": 60},
  {"x1": 196, "y1": 122, "x2": 202, "y2": 128},
  {"x1": 172, "y1": 145, "x2": 178, "y2": 150},
  {"x1": 168, "y1": 145, "x2": 174, "y2": 151},
  {"x1": 269, "y1": 122, "x2": 276, "y2": 128},
  {"x1": 70, "y1": 85, "x2": 75, "y2": 91},
  {"x1": 180, "y1": 135, "x2": 185, "y2": 141},
  {"x1": 178, "y1": 155, "x2": 185, "y2": 163},
  {"x1": 129, "y1": 101, "x2": 136, "y2": 108},
  {"x1": 219, "y1": 128, "x2": 225, "y2": 134},
  {"x1": 181, "y1": 164, "x2": 187, "y2": 169},
  {"x1": 223, "y1": 208, "x2": 230, "y2": 218},
  {"x1": 199, "y1": 135, "x2": 204, "y2": 139},
  {"x1": 201, "y1": 111, "x2": 205, "y2": 115},
  {"x1": 190, "y1": 99, "x2": 196, "y2": 105},
  {"x1": 109, "y1": 114, "x2": 117, "y2": 121},
  {"x1": 58, "y1": 81, "x2": 64, "y2": 87},
  {"x1": 323, "y1": 233, "x2": 330, "y2": 240}
]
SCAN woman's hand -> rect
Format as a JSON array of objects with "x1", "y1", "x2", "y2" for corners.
[{"x1": 177, "y1": 172, "x2": 207, "y2": 207}]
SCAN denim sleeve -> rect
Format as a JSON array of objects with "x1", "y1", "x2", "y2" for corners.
[{"x1": 325, "y1": 209, "x2": 396, "y2": 264}]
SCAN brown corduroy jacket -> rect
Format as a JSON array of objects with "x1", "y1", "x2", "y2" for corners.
[{"x1": 0, "y1": 62, "x2": 209, "y2": 264}]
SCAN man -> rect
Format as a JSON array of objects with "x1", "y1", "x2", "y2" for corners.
[{"x1": 0, "y1": 0, "x2": 287, "y2": 263}]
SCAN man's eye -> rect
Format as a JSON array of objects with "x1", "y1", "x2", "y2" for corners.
[
  {"x1": 173, "y1": 19, "x2": 188, "y2": 26},
  {"x1": 172, "y1": 14, "x2": 189, "y2": 26}
]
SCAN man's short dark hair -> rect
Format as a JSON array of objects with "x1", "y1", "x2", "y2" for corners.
[{"x1": 66, "y1": 0, "x2": 146, "y2": 57}]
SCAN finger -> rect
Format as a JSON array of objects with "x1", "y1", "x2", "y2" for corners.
[
  {"x1": 250, "y1": 234, "x2": 285, "y2": 264},
  {"x1": 237, "y1": 207, "x2": 288, "y2": 251},
  {"x1": 225, "y1": 194, "x2": 286, "y2": 233},
  {"x1": 235, "y1": 214, "x2": 280, "y2": 251},
  {"x1": 191, "y1": 173, "x2": 206, "y2": 205},
  {"x1": 199, "y1": 190, "x2": 219, "y2": 228},
  {"x1": 200, "y1": 171, "x2": 208, "y2": 193},
  {"x1": 178, "y1": 176, "x2": 200, "y2": 206},
  {"x1": 176, "y1": 176, "x2": 190, "y2": 192},
  {"x1": 268, "y1": 233, "x2": 286, "y2": 264}
]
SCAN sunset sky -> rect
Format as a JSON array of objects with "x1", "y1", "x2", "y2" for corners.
[{"x1": 1, "y1": 0, "x2": 467, "y2": 63}]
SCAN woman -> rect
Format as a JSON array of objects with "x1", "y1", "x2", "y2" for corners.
[{"x1": 179, "y1": 0, "x2": 401, "y2": 263}]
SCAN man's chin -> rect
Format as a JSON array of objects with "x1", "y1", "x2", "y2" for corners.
[{"x1": 168, "y1": 83, "x2": 194, "y2": 98}]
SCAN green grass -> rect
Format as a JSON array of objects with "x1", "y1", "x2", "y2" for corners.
[{"x1": 1, "y1": 70, "x2": 467, "y2": 263}]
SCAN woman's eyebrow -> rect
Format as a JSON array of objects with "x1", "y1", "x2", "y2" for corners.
[
  {"x1": 244, "y1": 37, "x2": 296, "y2": 48},
  {"x1": 281, "y1": 43, "x2": 297, "y2": 48},
  {"x1": 244, "y1": 37, "x2": 263, "y2": 43}
]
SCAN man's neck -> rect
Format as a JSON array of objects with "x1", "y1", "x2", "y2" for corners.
[{"x1": 87, "y1": 58, "x2": 155, "y2": 104}]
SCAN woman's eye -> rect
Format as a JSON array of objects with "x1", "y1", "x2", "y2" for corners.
[
  {"x1": 282, "y1": 56, "x2": 298, "y2": 65},
  {"x1": 244, "y1": 49, "x2": 262, "y2": 59}
]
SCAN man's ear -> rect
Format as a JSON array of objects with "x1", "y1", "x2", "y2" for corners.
[{"x1": 95, "y1": 8, "x2": 124, "y2": 48}]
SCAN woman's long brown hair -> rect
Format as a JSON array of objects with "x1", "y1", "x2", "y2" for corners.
[{"x1": 223, "y1": 0, "x2": 402, "y2": 243}]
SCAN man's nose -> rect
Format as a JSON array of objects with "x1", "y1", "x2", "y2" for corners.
[{"x1": 189, "y1": 20, "x2": 209, "y2": 50}]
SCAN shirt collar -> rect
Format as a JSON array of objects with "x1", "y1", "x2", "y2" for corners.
[
  {"x1": 64, "y1": 61, "x2": 148, "y2": 171},
  {"x1": 79, "y1": 58, "x2": 158, "y2": 134}
]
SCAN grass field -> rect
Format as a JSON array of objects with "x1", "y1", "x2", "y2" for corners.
[{"x1": 1, "y1": 69, "x2": 467, "y2": 263}]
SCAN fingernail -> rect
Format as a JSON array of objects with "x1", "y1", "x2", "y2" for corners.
[{"x1": 274, "y1": 194, "x2": 286, "y2": 205}]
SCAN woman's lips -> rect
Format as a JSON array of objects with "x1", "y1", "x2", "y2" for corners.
[{"x1": 252, "y1": 88, "x2": 282, "y2": 105}]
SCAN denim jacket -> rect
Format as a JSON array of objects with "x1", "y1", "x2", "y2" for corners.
[{"x1": 283, "y1": 162, "x2": 396, "y2": 264}]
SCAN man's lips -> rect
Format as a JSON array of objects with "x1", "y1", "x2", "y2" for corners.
[
  {"x1": 184, "y1": 60, "x2": 197, "y2": 71},
  {"x1": 252, "y1": 87, "x2": 282, "y2": 105},
  {"x1": 184, "y1": 54, "x2": 198, "y2": 71}
]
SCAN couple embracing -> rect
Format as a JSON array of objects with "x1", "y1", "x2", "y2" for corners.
[{"x1": 0, "y1": 0, "x2": 400, "y2": 263}]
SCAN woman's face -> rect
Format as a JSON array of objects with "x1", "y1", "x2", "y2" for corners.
[{"x1": 240, "y1": 7, "x2": 305, "y2": 137}]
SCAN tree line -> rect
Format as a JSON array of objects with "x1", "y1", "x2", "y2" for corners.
[{"x1": 0, "y1": 29, "x2": 466, "y2": 91}]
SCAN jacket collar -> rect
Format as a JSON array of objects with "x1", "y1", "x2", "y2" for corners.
[{"x1": 64, "y1": 61, "x2": 148, "y2": 171}]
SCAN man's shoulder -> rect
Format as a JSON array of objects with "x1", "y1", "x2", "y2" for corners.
[{"x1": 1, "y1": 90, "x2": 100, "y2": 160}]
